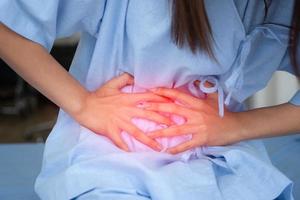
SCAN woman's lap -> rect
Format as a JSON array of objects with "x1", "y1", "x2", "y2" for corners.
[
  {"x1": 35, "y1": 115, "x2": 294, "y2": 200},
  {"x1": 65, "y1": 129, "x2": 291, "y2": 199}
]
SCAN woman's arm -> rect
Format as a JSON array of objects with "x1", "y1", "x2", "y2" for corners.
[
  {"x1": 237, "y1": 103, "x2": 300, "y2": 140},
  {"x1": 0, "y1": 23, "x2": 170, "y2": 151},
  {"x1": 0, "y1": 23, "x2": 87, "y2": 116}
]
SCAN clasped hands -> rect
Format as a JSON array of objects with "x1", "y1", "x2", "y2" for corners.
[{"x1": 74, "y1": 73, "x2": 243, "y2": 154}]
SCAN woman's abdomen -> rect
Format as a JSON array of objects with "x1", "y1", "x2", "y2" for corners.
[{"x1": 120, "y1": 85, "x2": 192, "y2": 152}]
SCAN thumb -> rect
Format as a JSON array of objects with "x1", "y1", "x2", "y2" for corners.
[
  {"x1": 94, "y1": 72, "x2": 134, "y2": 96},
  {"x1": 105, "y1": 72, "x2": 134, "y2": 90}
]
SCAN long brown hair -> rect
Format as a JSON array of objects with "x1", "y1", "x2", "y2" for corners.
[
  {"x1": 290, "y1": 0, "x2": 300, "y2": 76},
  {"x1": 172, "y1": 0, "x2": 299, "y2": 77},
  {"x1": 170, "y1": 0, "x2": 214, "y2": 57}
]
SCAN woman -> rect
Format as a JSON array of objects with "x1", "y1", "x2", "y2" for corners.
[{"x1": 0, "y1": 0, "x2": 299, "y2": 199}]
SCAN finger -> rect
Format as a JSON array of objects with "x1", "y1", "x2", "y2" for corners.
[
  {"x1": 148, "y1": 125, "x2": 195, "y2": 138},
  {"x1": 126, "y1": 93, "x2": 172, "y2": 104},
  {"x1": 109, "y1": 126, "x2": 130, "y2": 152},
  {"x1": 166, "y1": 140, "x2": 197, "y2": 154},
  {"x1": 131, "y1": 108, "x2": 174, "y2": 126},
  {"x1": 120, "y1": 120, "x2": 162, "y2": 151},
  {"x1": 150, "y1": 87, "x2": 201, "y2": 106},
  {"x1": 106, "y1": 72, "x2": 134, "y2": 90},
  {"x1": 144, "y1": 102, "x2": 190, "y2": 117}
]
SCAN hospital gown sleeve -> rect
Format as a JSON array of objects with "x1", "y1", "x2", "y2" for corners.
[
  {"x1": 0, "y1": 0, "x2": 106, "y2": 51},
  {"x1": 221, "y1": 0, "x2": 296, "y2": 104}
]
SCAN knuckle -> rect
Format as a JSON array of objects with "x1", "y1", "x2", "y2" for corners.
[{"x1": 130, "y1": 129, "x2": 139, "y2": 137}]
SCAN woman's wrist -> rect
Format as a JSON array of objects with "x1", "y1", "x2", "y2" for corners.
[
  {"x1": 62, "y1": 86, "x2": 91, "y2": 120},
  {"x1": 0, "y1": 23, "x2": 91, "y2": 121}
]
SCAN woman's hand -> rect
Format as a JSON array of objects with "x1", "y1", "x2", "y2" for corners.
[
  {"x1": 145, "y1": 81, "x2": 244, "y2": 154},
  {"x1": 73, "y1": 73, "x2": 173, "y2": 152}
]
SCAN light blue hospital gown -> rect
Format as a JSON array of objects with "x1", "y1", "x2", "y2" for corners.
[{"x1": 1, "y1": 0, "x2": 300, "y2": 199}]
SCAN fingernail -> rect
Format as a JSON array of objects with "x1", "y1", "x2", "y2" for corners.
[{"x1": 155, "y1": 143, "x2": 163, "y2": 150}]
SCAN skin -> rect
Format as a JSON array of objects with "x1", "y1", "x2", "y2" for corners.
[
  {"x1": 1, "y1": 23, "x2": 300, "y2": 155},
  {"x1": 147, "y1": 86, "x2": 300, "y2": 154},
  {"x1": 0, "y1": 23, "x2": 174, "y2": 152}
]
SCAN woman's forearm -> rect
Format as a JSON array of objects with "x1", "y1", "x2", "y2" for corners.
[
  {"x1": 0, "y1": 23, "x2": 88, "y2": 116},
  {"x1": 238, "y1": 103, "x2": 300, "y2": 140}
]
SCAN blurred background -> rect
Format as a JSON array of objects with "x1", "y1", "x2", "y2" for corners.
[
  {"x1": 0, "y1": 35, "x2": 299, "y2": 199},
  {"x1": 0, "y1": 35, "x2": 79, "y2": 144},
  {"x1": 0, "y1": 36, "x2": 79, "y2": 199}
]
